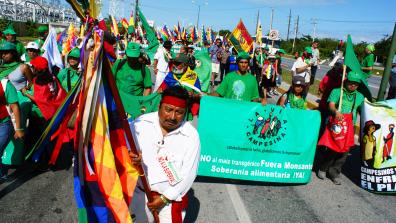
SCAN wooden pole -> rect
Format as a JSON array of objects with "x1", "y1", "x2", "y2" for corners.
[{"x1": 338, "y1": 65, "x2": 347, "y2": 111}]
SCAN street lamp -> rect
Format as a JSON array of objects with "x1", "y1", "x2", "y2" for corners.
[{"x1": 192, "y1": 0, "x2": 208, "y2": 28}]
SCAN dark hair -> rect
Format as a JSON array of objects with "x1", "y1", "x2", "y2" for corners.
[
  {"x1": 160, "y1": 85, "x2": 191, "y2": 108},
  {"x1": 1, "y1": 49, "x2": 21, "y2": 62}
]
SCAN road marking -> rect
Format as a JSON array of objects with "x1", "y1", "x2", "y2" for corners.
[
  {"x1": 368, "y1": 84, "x2": 380, "y2": 89},
  {"x1": 226, "y1": 184, "x2": 252, "y2": 223}
]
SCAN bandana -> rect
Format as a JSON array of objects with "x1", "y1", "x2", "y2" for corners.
[{"x1": 161, "y1": 96, "x2": 187, "y2": 108}]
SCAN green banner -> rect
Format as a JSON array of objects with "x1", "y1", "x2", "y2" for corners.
[{"x1": 197, "y1": 96, "x2": 321, "y2": 183}]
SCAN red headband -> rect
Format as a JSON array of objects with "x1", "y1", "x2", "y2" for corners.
[{"x1": 161, "y1": 96, "x2": 187, "y2": 108}]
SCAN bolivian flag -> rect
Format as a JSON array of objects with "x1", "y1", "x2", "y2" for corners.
[{"x1": 228, "y1": 19, "x2": 254, "y2": 53}]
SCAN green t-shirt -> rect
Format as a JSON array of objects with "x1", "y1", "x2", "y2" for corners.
[
  {"x1": 1, "y1": 80, "x2": 18, "y2": 123},
  {"x1": 361, "y1": 53, "x2": 374, "y2": 75},
  {"x1": 57, "y1": 67, "x2": 80, "y2": 92},
  {"x1": 216, "y1": 71, "x2": 259, "y2": 101},
  {"x1": 328, "y1": 88, "x2": 364, "y2": 124},
  {"x1": 111, "y1": 59, "x2": 152, "y2": 98}
]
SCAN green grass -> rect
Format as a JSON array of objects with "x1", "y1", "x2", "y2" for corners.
[{"x1": 18, "y1": 36, "x2": 36, "y2": 44}]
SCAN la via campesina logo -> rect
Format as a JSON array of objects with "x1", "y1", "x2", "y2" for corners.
[{"x1": 246, "y1": 107, "x2": 287, "y2": 147}]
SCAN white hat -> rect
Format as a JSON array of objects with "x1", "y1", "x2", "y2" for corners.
[
  {"x1": 268, "y1": 54, "x2": 276, "y2": 59},
  {"x1": 26, "y1": 42, "x2": 39, "y2": 50}
]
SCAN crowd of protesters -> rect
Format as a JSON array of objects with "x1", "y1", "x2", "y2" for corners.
[{"x1": 0, "y1": 19, "x2": 394, "y2": 222}]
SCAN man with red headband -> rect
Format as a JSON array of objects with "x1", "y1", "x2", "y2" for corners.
[{"x1": 130, "y1": 85, "x2": 200, "y2": 223}]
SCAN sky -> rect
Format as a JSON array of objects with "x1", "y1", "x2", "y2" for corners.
[{"x1": 64, "y1": 0, "x2": 395, "y2": 43}]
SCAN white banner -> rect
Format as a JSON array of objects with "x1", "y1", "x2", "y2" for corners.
[{"x1": 360, "y1": 99, "x2": 396, "y2": 193}]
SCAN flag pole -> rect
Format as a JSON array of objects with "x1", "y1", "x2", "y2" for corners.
[{"x1": 338, "y1": 65, "x2": 347, "y2": 111}]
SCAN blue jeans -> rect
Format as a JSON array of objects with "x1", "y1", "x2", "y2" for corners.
[{"x1": 0, "y1": 120, "x2": 13, "y2": 176}]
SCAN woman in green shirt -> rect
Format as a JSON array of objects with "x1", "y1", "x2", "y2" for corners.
[
  {"x1": 277, "y1": 76, "x2": 307, "y2": 110},
  {"x1": 57, "y1": 47, "x2": 81, "y2": 92}
]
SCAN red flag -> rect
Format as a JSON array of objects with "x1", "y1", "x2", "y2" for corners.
[{"x1": 33, "y1": 77, "x2": 67, "y2": 121}]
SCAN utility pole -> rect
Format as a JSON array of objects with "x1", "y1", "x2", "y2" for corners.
[
  {"x1": 312, "y1": 18, "x2": 317, "y2": 42},
  {"x1": 286, "y1": 9, "x2": 291, "y2": 41},
  {"x1": 292, "y1": 15, "x2": 299, "y2": 53},
  {"x1": 255, "y1": 10, "x2": 260, "y2": 46},
  {"x1": 269, "y1": 8, "x2": 274, "y2": 31},
  {"x1": 377, "y1": 23, "x2": 396, "y2": 101},
  {"x1": 134, "y1": 0, "x2": 139, "y2": 29},
  {"x1": 296, "y1": 15, "x2": 299, "y2": 39},
  {"x1": 196, "y1": 5, "x2": 201, "y2": 29},
  {"x1": 256, "y1": 10, "x2": 260, "y2": 32}
]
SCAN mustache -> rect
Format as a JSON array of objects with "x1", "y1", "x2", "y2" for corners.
[{"x1": 165, "y1": 119, "x2": 178, "y2": 124}]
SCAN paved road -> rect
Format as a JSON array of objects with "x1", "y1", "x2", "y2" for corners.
[{"x1": 282, "y1": 57, "x2": 383, "y2": 97}]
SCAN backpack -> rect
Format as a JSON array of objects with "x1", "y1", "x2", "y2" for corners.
[{"x1": 114, "y1": 59, "x2": 146, "y2": 81}]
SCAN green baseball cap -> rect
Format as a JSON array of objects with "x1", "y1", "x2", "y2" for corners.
[
  {"x1": 277, "y1": 49, "x2": 286, "y2": 54},
  {"x1": 68, "y1": 47, "x2": 81, "y2": 58},
  {"x1": 3, "y1": 25, "x2": 16, "y2": 35},
  {"x1": 237, "y1": 51, "x2": 251, "y2": 60},
  {"x1": 347, "y1": 71, "x2": 362, "y2": 83},
  {"x1": 173, "y1": 53, "x2": 189, "y2": 63},
  {"x1": 126, "y1": 42, "x2": 141, "y2": 58},
  {"x1": 0, "y1": 41, "x2": 16, "y2": 51},
  {"x1": 366, "y1": 44, "x2": 375, "y2": 52},
  {"x1": 304, "y1": 46, "x2": 312, "y2": 54},
  {"x1": 38, "y1": 25, "x2": 48, "y2": 33}
]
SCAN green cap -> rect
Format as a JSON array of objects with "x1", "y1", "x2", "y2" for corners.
[
  {"x1": 277, "y1": 49, "x2": 286, "y2": 54},
  {"x1": 3, "y1": 24, "x2": 16, "y2": 35},
  {"x1": 366, "y1": 44, "x2": 375, "y2": 52},
  {"x1": 237, "y1": 51, "x2": 251, "y2": 60},
  {"x1": 68, "y1": 47, "x2": 80, "y2": 58},
  {"x1": 127, "y1": 26, "x2": 135, "y2": 34},
  {"x1": 0, "y1": 41, "x2": 16, "y2": 51},
  {"x1": 126, "y1": 42, "x2": 141, "y2": 58},
  {"x1": 38, "y1": 25, "x2": 48, "y2": 33},
  {"x1": 304, "y1": 46, "x2": 312, "y2": 54},
  {"x1": 347, "y1": 71, "x2": 362, "y2": 83},
  {"x1": 173, "y1": 53, "x2": 189, "y2": 63}
]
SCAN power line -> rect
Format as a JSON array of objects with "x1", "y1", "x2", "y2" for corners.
[{"x1": 316, "y1": 19, "x2": 395, "y2": 24}]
